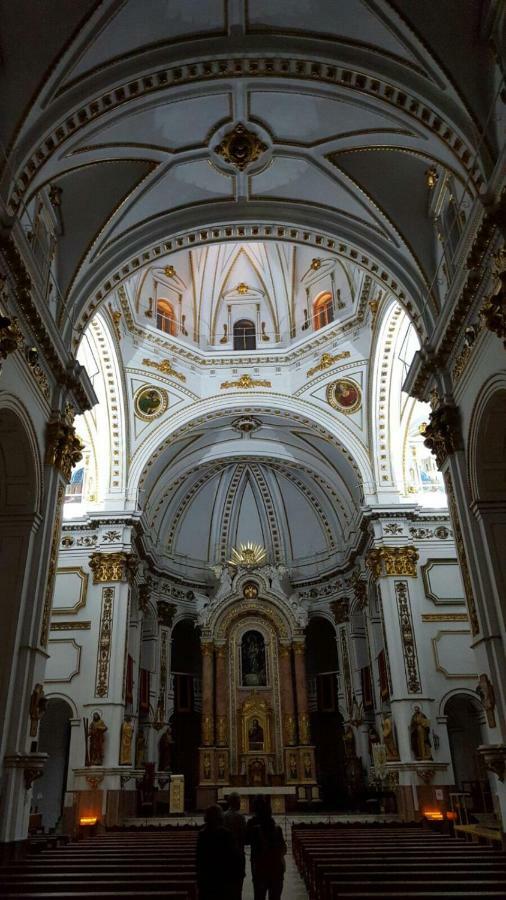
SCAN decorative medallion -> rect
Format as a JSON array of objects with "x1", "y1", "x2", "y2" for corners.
[
  {"x1": 232, "y1": 415, "x2": 262, "y2": 434},
  {"x1": 243, "y1": 581, "x2": 259, "y2": 599},
  {"x1": 229, "y1": 542, "x2": 267, "y2": 568},
  {"x1": 134, "y1": 385, "x2": 168, "y2": 421},
  {"x1": 214, "y1": 123, "x2": 268, "y2": 171},
  {"x1": 326, "y1": 378, "x2": 362, "y2": 414}
]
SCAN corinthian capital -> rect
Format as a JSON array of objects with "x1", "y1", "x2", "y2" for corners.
[
  {"x1": 89, "y1": 551, "x2": 137, "y2": 584},
  {"x1": 46, "y1": 414, "x2": 83, "y2": 483},
  {"x1": 421, "y1": 403, "x2": 462, "y2": 469},
  {"x1": 366, "y1": 546, "x2": 419, "y2": 580}
]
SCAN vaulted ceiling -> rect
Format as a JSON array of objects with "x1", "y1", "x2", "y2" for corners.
[{"x1": 1, "y1": 0, "x2": 502, "y2": 343}]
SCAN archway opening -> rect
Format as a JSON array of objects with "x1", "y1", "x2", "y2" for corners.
[
  {"x1": 170, "y1": 619, "x2": 201, "y2": 808},
  {"x1": 156, "y1": 299, "x2": 176, "y2": 336},
  {"x1": 36, "y1": 698, "x2": 73, "y2": 830},
  {"x1": 313, "y1": 292, "x2": 334, "y2": 330},
  {"x1": 445, "y1": 694, "x2": 491, "y2": 813},
  {"x1": 233, "y1": 318, "x2": 256, "y2": 351},
  {"x1": 306, "y1": 616, "x2": 345, "y2": 808}
]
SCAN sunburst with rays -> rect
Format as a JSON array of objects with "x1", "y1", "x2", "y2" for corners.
[{"x1": 228, "y1": 542, "x2": 267, "y2": 568}]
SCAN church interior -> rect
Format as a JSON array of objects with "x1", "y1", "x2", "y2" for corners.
[{"x1": 0, "y1": 1, "x2": 505, "y2": 897}]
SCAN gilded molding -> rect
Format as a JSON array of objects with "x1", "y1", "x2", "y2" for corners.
[
  {"x1": 395, "y1": 580, "x2": 422, "y2": 693},
  {"x1": 443, "y1": 471, "x2": 480, "y2": 636},
  {"x1": 366, "y1": 546, "x2": 419, "y2": 580},
  {"x1": 95, "y1": 587, "x2": 114, "y2": 698},
  {"x1": 46, "y1": 415, "x2": 83, "y2": 483},
  {"x1": 220, "y1": 374, "x2": 271, "y2": 389},
  {"x1": 40, "y1": 483, "x2": 65, "y2": 648},
  {"x1": 142, "y1": 356, "x2": 186, "y2": 382},
  {"x1": 306, "y1": 351, "x2": 350, "y2": 378},
  {"x1": 50, "y1": 621, "x2": 91, "y2": 630},
  {"x1": 89, "y1": 551, "x2": 137, "y2": 584},
  {"x1": 421, "y1": 613, "x2": 468, "y2": 622},
  {"x1": 421, "y1": 404, "x2": 462, "y2": 470}
]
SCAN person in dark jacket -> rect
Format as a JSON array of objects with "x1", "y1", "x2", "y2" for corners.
[
  {"x1": 196, "y1": 804, "x2": 243, "y2": 900},
  {"x1": 223, "y1": 792, "x2": 247, "y2": 899},
  {"x1": 247, "y1": 797, "x2": 287, "y2": 900}
]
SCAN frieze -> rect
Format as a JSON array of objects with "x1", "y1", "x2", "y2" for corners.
[{"x1": 50, "y1": 621, "x2": 92, "y2": 630}]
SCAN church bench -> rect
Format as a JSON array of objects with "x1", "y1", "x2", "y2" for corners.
[
  {"x1": 334, "y1": 893, "x2": 506, "y2": 900},
  {"x1": 1, "y1": 893, "x2": 191, "y2": 900},
  {"x1": 0, "y1": 880, "x2": 197, "y2": 898}
]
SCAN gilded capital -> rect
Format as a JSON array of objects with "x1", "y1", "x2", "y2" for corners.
[
  {"x1": 89, "y1": 551, "x2": 137, "y2": 584},
  {"x1": 46, "y1": 415, "x2": 83, "y2": 483},
  {"x1": 366, "y1": 546, "x2": 419, "y2": 580},
  {"x1": 278, "y1": 644, "x2": 292, "y2": 659},
  {"x1": 421, "y1": 404, "x2": 462, "y2": 470},
  {"x1": 0, "y1": 315, "x2": 23, "y2": 368}
]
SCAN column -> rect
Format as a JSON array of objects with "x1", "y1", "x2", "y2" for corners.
[
  {"x1": 201, "y1": 642, "x2": 214, "y2": 746},
  {"x1": 293, "y1": 641, "x2": 311, "y2": 745},
  {"x1": 278, "y1": 644, "x2": 296, "y2": 745},
  {"x1": 214, "y1": 645, "x2": 228, "y2": 746}
]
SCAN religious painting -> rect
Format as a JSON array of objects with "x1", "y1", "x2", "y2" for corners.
[
  {"x1": 326, "y1": 378, "x2": 361, "y2": 414},
  {"x1": 241, "y1": 630, "x2": 267, "y2": 686},
  {"x1": 134, "y1": 385, "x2": 168, "y2": 420},
  {"x1": 248, "y1": 717, "x2": 265, "y2": 751}
]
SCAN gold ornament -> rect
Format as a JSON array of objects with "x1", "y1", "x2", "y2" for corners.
[
  {"x1": 89, "y1": 552, "x2": 137, "y2": 584},
  {"x1": 306, "y1": 351, "x2": 350, "y2": 378},
  {"x1": 421, "y1": 404, "x2": 462, "y2": 469},
  {"x1": 46, "y1": 416, "x2": 83, "y2": 483},
  {"x1": 215, "y1": 123, "x2": 268, "y2": 171},
  {"x1": 229, "y1": 542, "x2": 267, "y2": 567},
  {"x1": 142, "y1": 357, "x2": 186, "y2": 382},
  {"x1": 220, "y1": 374, "x2": 271, "y2": 389}
]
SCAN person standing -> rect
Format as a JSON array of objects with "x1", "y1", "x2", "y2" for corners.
[
  {"x1": 197, "y1": 804, "x2": 243, "y2": 900},
  {"x1": 247, "y1": 798, "x2": 287, "y2": 900},
  {"x1": 223, "y1": 792, "x2": 247, "y2": 900}
]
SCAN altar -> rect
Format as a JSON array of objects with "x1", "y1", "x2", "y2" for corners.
[{"x1": 196, "y1": 563, "x2": 320, "y2": 809}]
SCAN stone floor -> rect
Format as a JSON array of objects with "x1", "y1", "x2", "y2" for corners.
[{"x1": 242, "y1": 844, "x2": 308, "y2": 899}]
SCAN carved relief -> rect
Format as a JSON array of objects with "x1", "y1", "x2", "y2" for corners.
[
  {"x1": 214, "y1": 123, "x2": 268, "y2": 171},
  {"x1": 395, "y1": 581, "x2": 422, "y2": 694},
  {"x1": 95, "y1": 587, "x2": 114, "y2": 698},
  {"x1": 306, "y1": 351, "x2": 350, "y2": 378},
  {"x1": 220, "y1": 374, "x2": 271, "y2": 389},
  {"x1": 331, "y1": 597, "x2": 349, "y2": 625},
  {"x1": 46, "y1": 415, "x2": 83, "y2": 483}
]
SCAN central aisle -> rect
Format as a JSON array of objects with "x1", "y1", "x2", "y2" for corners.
[{"x1": 243, "y1": 843, "x2": 308, "y2": 899}]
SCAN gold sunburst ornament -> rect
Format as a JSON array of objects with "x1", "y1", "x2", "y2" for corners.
[{"x1": 228, "y1": 542, "x2": 267, "y2": 568}]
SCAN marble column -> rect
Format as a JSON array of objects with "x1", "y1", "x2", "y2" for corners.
[
  {"x1": 293, "y1": 640, "x2": 311, "y2": 745},
  {"x1": 279, "y1": 643, "x2": 297, "y2": 745},
  {"x1": 214, "y1": 645, "x2": 228, "y2": 746},
  {"x1": 201, "y1": 642, "x2": 214, "y2": 746}
]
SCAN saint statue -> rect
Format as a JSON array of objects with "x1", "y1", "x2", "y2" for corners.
[
  {"x1": 88, "y1": 712, "x2": 107, "y2": 766},
  {"x1": 288, "y1": 753, "x2": 298, "y2": 779},
  {"x1": 382, "y1": 715, "x2": 399, "y2": 761},
  {"x1": 241, "y1": 631, "x2": 267, "y2": 686},
  {"x1": 410, "y1": 706, "x2": 432, "y2": 760},
  {"x1": 135, "y1": 729, "x2": 146, "y2": 768},
  {"x1": 248, "y1": 717, "x2": 264, "y2": 750},
  {"x1": 119, "y1": 716, "x2": 134, "y2": 765},
  {"x1": 158, "y1": 726, "x2": 174, "y2": 771}
]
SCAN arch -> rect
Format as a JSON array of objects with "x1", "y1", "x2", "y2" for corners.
[
  {"x1": 129, "y1": 394, "x2": 375, "y2": 505},
  {"x1": 233, "y1": 318, "x2": 256, "y2": 351},
  {"x1": 156, "y1": 298, "x2": 176, "y2": 336},
  {"x1": 444, "y1": 691, "x2": 490, "y2": 808},
  {"x1": 313, "y1": 292, "x2": 334, "y2": 330}
]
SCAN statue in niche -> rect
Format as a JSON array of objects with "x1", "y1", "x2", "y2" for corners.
[
  {"x1": 248, "y1": 718, "x2": 265, "y2": 750},
  {"x1": 88, "y1": 712, "x2": 107, "y2": 766},
  {"x1": 159, "y1": 726, "x2": 174, "y2": 771},
  {"x1": 410, "y1": 706, "x2": 432, "y2": 760},
  {"x1": 119, "y1": 716, "x2": 135, "y2": 765},
  {"x1": 135, "y1": 729, "x2": 146, "y2": 769},
  {"x1": 242, "y1": 630, "x2": 267, "y2": 686},
  {"x1": 382, "y1": 715, "x2": 400, "y2": 761},
  {"x1": 288, "y1": 753, "x2": 298, "y2": 780}
]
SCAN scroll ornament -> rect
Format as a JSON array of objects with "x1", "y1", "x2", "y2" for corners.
[{"x1": 366, "y1": 546, "x2": 419, "y2": 580}]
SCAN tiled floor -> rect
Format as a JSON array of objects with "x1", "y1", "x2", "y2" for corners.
[{"x1": 242, "y1": 844, "x2": 308, "y2": 899}]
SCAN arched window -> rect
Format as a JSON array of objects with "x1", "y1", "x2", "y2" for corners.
[
  {"x1": 233, "y1": 319, "x2": 256, "y2": 351},
  {"x1": 156, "y1": 299, "x2": 176, "y2": 336},
  {"x1": 313, "y1": 292, "x2": 334, "y2": 330}
]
